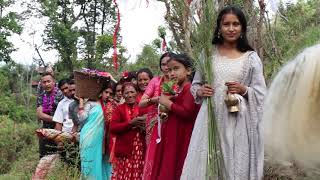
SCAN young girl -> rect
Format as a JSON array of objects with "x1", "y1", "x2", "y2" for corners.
[
  {"x1": 99, "y1": 83, "x2": 118, "y2": 164},
  {"x1": 181, "y1": 5, "x2": 267, "y2": 180},
  {"x1": 142, "y1": 54, "x2": 200, "y2": 180}
]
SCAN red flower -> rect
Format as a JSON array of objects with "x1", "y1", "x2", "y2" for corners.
[{"x1": 122, "y1": 71, "x2": 129, "y2": 79}]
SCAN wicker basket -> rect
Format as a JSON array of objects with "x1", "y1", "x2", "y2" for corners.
[{"x1": 74, "y1": 71, "x2": 111, "y2": 100}]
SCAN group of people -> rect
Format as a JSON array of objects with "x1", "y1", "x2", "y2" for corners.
[{"x1": 35, "y1": 5, "x2": 267, "y2": 180}]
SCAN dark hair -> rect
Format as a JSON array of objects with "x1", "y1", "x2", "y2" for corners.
[
  {"x1": 99, "y1": 81, "x2": 115, "y2": 95},
  {"x1": 121, "y1": 82, "x2": 138, "y2": 94},
  {"x1": 159, "y1": 52, "x2": 175, "y2": 70},
  {"x1": 69, "y1": 79, "x2": 75, "y2": 85},
  {"x1": 212, "y1": 5, "x2": 253, "y2": 52},
  {"x1": 168, "y1": 53, "x2": 195, "y2": 81},
  {"x1": 58, "y1": 78, "x2": 70, "y2": 89},
  {"x1": 42, "y1": 72, "x2": 55, "y2": 79},
  {"x1": 137, "y1": 68, "x2": 153, "y2": 80}
]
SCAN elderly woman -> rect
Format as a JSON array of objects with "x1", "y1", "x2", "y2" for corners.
[{"x1": 110, "y1": 82, "x2": 146, "y2": 180}]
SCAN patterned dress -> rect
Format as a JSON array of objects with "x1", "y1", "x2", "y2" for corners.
[
  {"x1": 181, "y1": 51, "x2": 267, "y2": 180},
  {"x1": 111, "y1": 132, "x2": 145, "y2": 180},
  {"x1": 110, "y1": 103, "x2": 145, "y2": 180}
]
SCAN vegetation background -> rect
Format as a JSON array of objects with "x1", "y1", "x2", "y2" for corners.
[{"x1": 0, "y1": 0, "x2": 319, "y2": 179}]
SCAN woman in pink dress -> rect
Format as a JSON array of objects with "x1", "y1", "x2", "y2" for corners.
[{"x1": 139, "y1": 52, "x2": 173, "y2": 144}]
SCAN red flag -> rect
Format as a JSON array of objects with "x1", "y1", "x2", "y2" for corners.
[{"x1": 113, "y1": 0, "x2": 120, "y2": 71}]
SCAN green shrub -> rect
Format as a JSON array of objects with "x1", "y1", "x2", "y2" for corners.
[{"x1": 0, "y1": 116, "x2": 38, "y2": 174}]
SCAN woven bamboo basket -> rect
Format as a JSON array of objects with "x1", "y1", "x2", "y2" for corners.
[{"x1": 74, "y1": 71, "x2": 110, "y2": 100}]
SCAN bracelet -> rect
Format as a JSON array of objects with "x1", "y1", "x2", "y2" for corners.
[{"x1": 146, "y1": 98, "x2": 152, "y2": 104}]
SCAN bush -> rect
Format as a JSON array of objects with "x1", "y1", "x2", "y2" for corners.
[{"x1": 0, "y1": 116, "x2": 38, "y2": 174}]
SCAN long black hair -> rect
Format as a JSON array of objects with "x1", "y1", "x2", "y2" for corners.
[{"x1": 212, "y1": 5, "x2": 253, "y2": 52}]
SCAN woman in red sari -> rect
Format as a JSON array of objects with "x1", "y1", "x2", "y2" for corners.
[
  {"x1": 142, "y1": 54, "x2": 200, "y2": 180},
  {"x1": 110, "y1": 82, "x2": 146, "y2": 180}
]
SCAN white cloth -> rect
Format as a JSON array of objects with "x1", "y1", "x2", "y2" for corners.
[{"x1": 53, "y1": 97, "x2": 74, "y2": 133}]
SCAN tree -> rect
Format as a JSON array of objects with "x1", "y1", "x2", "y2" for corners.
[
  {"x1": 159, "y1": 0, "x2": 193, "y2": 56},
  {"x1": 37, "y1": 0, "x2": 120, "y2": 72},
  {"x1": 38, "y1": 0, "x2": 80, "y2": 72},
  {"x1": 77, "y1": 0, "x2": 117, "y2": 69},
  {"x1": 0, "y1": 0, "x2": 22, "y2": 63}
]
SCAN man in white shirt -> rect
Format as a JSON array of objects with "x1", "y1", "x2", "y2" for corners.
[{"x1": 53, "y1": 79, "x2": 76, "y2": 133}]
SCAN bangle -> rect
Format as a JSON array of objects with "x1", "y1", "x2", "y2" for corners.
[{"x1": 241, "y1": 87, "x2": 248, "y2": 96}]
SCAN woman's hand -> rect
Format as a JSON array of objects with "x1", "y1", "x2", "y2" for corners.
[
  {"x1": 197, "y1": 84, "x2": 214, "y2": 97},
  {"x1": 150, "y1": 96, "x2": 160, "y2": 104},
  {"x1": 159, "y1": 94, "x2": 173, "y2": 105},
  {"x1": 225, "y1": 81, "x2": 247, "y2": 95},
  {"x1": 130, "y1": 116, "x2": 146, "y2": 129}
]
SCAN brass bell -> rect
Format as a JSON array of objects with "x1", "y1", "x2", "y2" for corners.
[{"x1": 224, "y1": 93, "x2": 240, "y2": 113}]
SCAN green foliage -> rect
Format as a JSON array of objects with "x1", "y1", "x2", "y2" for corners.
[
  {"x1": 158, "y1": 26, "x2": 166, "y2": 38},
  {"x1": 0, "y1": 1, "x2": 22, "y2": 63},
  {"x1": 47, "y1": 160, "x2": 80, "y2": 180},
  {"x1": 0, "y1": 71, "x2": 10, "y2": 93},
  {"x1": 161, "y1": 81, "x2": 176, "y2": 95},
  {"x1": 96, "y1": 34, "x2": 113, "y2": 60},
  {"x1": 263, "y1": 0, "x2": 320, "y2": 80},
  {"x1": 0, "y1": 64, "x2": 37, "y2": 122},
  {"x1": 37, "y1": 0, "x2": 121, "y2": 73},
  {"x1": 0, "y1": 116, "x2": 38, "y2": 174}
]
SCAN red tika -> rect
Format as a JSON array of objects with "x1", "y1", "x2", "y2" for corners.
[{"x1": 143, "y1": 83, "x2": 200, "y2": 180}]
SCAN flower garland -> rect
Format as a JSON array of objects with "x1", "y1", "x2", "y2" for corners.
[{"x1": 42, "y1": 87, "x2": 57, "y2": 114}]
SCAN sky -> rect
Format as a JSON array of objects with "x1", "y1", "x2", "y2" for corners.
[{"x1": 8, "y1": 0, "x2": 295, "y2": 66}]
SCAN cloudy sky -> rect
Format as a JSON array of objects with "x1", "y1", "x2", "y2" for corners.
[{"x1": 8, "y1": 0, "x2": 294, "y2": 66}]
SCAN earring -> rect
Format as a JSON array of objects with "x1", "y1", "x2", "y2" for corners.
[
  {"x1": 240, "y1": 34, "x2": 243, "y2": 39},
  {"x1": 218, "y1": 31, "x2": 221, "y2": 39}
]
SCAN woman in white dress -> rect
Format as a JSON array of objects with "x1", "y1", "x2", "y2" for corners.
[{"x1": 181, "y1": 5, "x2": 267, "y2": 180}]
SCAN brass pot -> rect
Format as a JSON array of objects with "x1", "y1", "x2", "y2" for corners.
[
  {"x1": 224, "y1": 93, "x2": 240, "y2": 113},
  {"x1": 159, "y1": 104, "x2": 169, "y2": 120},
  {"x1": 159, "y1": 104, "x2": 169, "y2": 113}
]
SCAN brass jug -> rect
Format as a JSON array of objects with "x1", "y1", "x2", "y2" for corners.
[
  {"x1": 159, "y1": 104, "x2": 169, "y2": 120},
  {"x1": 224, "y1": 93, "x2": 240, "y2": 113}
]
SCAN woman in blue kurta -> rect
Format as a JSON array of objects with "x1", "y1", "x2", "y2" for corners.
[{"x1": 78, "y1": 97, "x2": 112, "y2": 179}]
